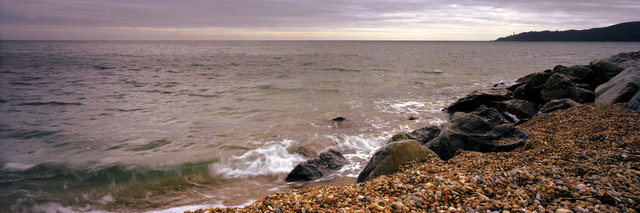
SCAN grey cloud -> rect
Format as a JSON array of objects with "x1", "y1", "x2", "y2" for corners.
[{"x1": 0, "y1": 0, "x2": 638, "y2": 34}]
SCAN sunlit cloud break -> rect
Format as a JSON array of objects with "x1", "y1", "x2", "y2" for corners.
[{"x1": 0, "y1": 0, "x2": 638, "y2": 40}]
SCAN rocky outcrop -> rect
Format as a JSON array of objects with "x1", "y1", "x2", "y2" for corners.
[
  {"x1": 446, "y1": 88, "x2": 513, "y2": 113},
  {"x1": 357, "y1": 140, "x2": 437, "y2": 182},
  {"x1": 285, "y1": 149, "x2": 347, "y2": 182},
  {"x1": 594, "y1": 65, "x2": 640, "y2": 105},
  {"x1": 425, "y1": 110, "x2": 528, "y2": 160},
  {"x1": 387, "y1": 126, "x2": 441, "y2": 145},
  {"x1": 540, "y1": 73, "x2": 595, "y2": 103},
  {"x1": 539, "y1": 98, "x2": 581, "y2": 114}
]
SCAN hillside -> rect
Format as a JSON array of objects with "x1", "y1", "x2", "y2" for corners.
[{"x1": 496, "y1": 21, "x2": 640, "y2": 41}]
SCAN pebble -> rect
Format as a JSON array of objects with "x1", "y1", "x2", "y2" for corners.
[{"x1": 187, "y1": 104, "x2": 640, "y2": 213}]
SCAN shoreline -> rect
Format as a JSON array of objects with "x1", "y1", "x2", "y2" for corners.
[
  {"x1": 188, "y1": 51, "x2": 640, "y2": 212},
  {"x1": 188, "y1": 103, "x2": 639, "y2": 212}
]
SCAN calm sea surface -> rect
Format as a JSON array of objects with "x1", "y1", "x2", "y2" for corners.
[{"x1": 1, "y1": 41, "x2": 639, "y2": 212}]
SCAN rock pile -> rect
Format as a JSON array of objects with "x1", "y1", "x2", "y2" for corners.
[{"x1": 188, "y1": 104, "x2": 640, "y2": 213}]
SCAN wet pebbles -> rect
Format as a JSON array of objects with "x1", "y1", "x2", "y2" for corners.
[{"x1": 188, "y1": 104, "x2": 639, "y2": 213}]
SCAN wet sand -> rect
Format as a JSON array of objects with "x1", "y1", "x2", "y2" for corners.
[{"x1": 188, "y1": 103, "x2": 639, "y2": 212}]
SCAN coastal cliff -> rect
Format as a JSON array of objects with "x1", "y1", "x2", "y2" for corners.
[
  {"x1": 496, "y1": 22, "x2": 640, "y2": 41},
  {"x1": 189, "y1": 51, "x2": 640, "y2": 212}
]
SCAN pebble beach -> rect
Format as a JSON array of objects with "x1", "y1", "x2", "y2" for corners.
[{"x1": 188, "y1": 103, "x2": 640, "y2": 213}]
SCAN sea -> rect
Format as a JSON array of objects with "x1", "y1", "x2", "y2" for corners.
[{"x1": 1, "y1": 41, "x2": 639, "y2": 212}]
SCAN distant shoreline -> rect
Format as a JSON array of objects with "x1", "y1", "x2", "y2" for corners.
[{"x1": 496, "y1": 21, "x2": 640, "y2": 42}]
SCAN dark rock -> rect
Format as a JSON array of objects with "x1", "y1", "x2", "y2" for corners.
[
  {"x1": 624, "y1": 91, "x2": 640, "y2": 112},
  {"x1": 539, "y1": 98, "x2": 581, "y2": 113},
  {"x1": 331, "y1": 117, "x2": 346, "y2": 122},
  {"x1": 540, "y1": 73, "x2": 594, "y2": 103},
  {"x1": 513, "y1": 71, "x2": 553, "y2": 103},
  {"x1": 554, "y1": 65, "x2": 598, "y2": 90},
  {"x1": 426, "y1": 111, "x2": 528, "y2": 160},
  {"x1": 357, "y1": 140, "x2": 437, "y2": 182},
  {"x1": 285, "y1": 149, "x2": 347, "y2": 182},
  {"x1": 388, "y1": 126, "x2": 441, "y2": 145},
  {"x1": 595, "y1": 63, "x2": 640, "y2": 105},
  {"x1": 494, "y1": 99, "x2": 539, "y2": 121},
  {"x1": 471, "y1": 105, "x2": 511, "y2": 125},
  {"x1": 446, "y1": 88, "x2": 513, "y2": 113},
  {"x1": 408, "y1": 116, "x2": 417, "y2": 120}
]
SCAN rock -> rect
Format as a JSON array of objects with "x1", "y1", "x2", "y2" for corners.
[
  {"x1": 388, "y1": 126, "x2": 441, "y2": 145},
  {"x1": 590, "y1": 51, "x2": 640, "y2": 84},
  {"x1": 471, "y1": 105, "x2": 511, "y2": 125},
  {"x1": 494, "y1": 99, "x2": 539, "y2": 121},
  {"x1": 594, "y1": 63, "x2": 640, "y2": 105},
  {"x1": 513, "y1": 70, "x2": 553, "y2": 103},
  {"x1": 446, "y1": 88, "x2": 513, "y2": 113},
  {"x1": 425, "y1": 111, "x2": 528, "y2": 160},
  {"x1": 554, "y1": 65, "x2": 598, "y2": 89},
  {"x1": 539, "y1": 99, "x2": 580, "y2": 114},
  {"x1": 555, "y1": 208, "x2": 572, "y2": 213},
  {"x1": 390, "y1": 201, "x2": 406, "y2": 210},
  {"x1": 285, "y1": 149, "x2": 347, "y2": 182},
  {"x1": 357, "y1": 140, "x2": 437, "y2": 182},
  {"x1": 624, "y1": 91, "x2": 640, "y2": 112},
  {"x1": 541, "y1": 73, "x2": 594, "y2": 103}
]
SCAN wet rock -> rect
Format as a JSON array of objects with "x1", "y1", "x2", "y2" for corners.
[
  {"x1": 594, "y1": 63, "x2": 639, "y2": 105},
  {"x1": 541, "y1": 73, "x2": 595, "y2": 103},
  {"x1": 426, "y1": 111, "x2": 528, "y2": 160},
  {"x1": 446, "y1": 88, "x2": 513, "y2": 113},
  {"x1": 624, "y1": 91, "x2": 640, "y2": 112},
  {"x1": 388, "y1": 126, "x2": 441, "y2": 145},
  {"x1": 539, "y1": 98, "x2": 581, "y2": 114},
  {"x1": 291, "y1": 144, "x2": 319, "y2": 158},
  {"x1": 286, "y1": 149, "x2": 347, "y2": 182},
  {"x1": 357, "y1": 140, "x2": 437, "y2": 182}
]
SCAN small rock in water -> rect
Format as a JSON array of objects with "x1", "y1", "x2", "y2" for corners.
[{"x1": 331, "y1": 117, "x2": 346, "y2": 122}]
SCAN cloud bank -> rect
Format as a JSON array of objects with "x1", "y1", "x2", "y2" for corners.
[{"x1": 1, "y1": 0, "x2": 638, "y2": 40}]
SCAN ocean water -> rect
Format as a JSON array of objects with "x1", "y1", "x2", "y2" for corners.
[{"x1": 1, "y1": 41, "x2": 639, "y2": 212}]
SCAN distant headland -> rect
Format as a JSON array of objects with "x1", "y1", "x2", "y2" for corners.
[{"x1": 496, "y1": 21, "x2": 640, "y2": 41}]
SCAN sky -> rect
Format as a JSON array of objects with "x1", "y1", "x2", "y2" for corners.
[{"x1": 0, "y1": 0, "x2": 638, "y2": 40}]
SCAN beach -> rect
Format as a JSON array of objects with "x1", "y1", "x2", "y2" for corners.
[{"x1": 189, "y1": 103, "x2": 639, "y2": 212}]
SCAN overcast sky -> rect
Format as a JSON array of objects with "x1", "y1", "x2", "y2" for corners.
[{"x1": 0, "y1": 0, "x2": 638, "y2": 40}]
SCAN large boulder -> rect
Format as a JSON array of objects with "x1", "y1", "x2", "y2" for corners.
[
  {"x1": 446, "y1": 88, "x2": 513, "y2": 113},
  {"x1": 494, "y1": 99, "x2": 539, "y2": 121},
  {"x1": 540, "y1": 73, "x2": 595, "y2": 103},
  {"x1": 539, "y1": 98, "x2": 581, "y2": 114},
  {"x1": 357, "y1": 140, "x2": 437, "y2": 182},
  {"x1": 554, "y1": 65, "x2": 598, "y2": 90},
  {"x1": 590, "y1": 51, "x2": 640, "y2": 85},
  {"x1": 624, "y1": 91, "x2": 640, "y2": 112},
  {"x1": 388, "y1": 126, "x2": 441, "y2": 145},
  {"x1": 594, "y1": 64, "x2": 640, "y2": 105},
  {"x1": 425, "y1": 111, "x2": 528, "y2": 160},
  {"x1": 512, "y1": 70, "x2": 553, "y2": 103},
  {"x1": 285, "y1": 149, "x2": 347, "y2": 182}
]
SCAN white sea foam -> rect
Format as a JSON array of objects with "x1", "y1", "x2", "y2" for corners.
[
  {"x1": 2, "y1": 162, "x2": 36, "y2": 171},
  {"x1": 376, "y1": 100, "x2": 447, "y2": 115},
  {"x1": 149, "y1": 199, "x2": 256, "y2": 213},
  {"x1": 209, "y1": 139, "x2": 305, "y2": 178}
]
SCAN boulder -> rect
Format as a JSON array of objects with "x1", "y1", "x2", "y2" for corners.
[
  {"x1": 594, "y1": 64, "x2": 640, "y2": 105},
  {"x1": 357, "y1": 140, "x2": 436, "y2": 182},
  {"x1": 471, "y1": 105, "x2": 512, "y2": 125},
  {"x1": 388, "y1": 126, "x2": 441, "y2": 145},
  {"x1": 624, "y1": 91, "x2": 640, "y2": 112},
  {"x1": 539, "y1": 99, "x2": 581, "y2": 114},
  {"x1": 554, "y1": 65, "x2": 598, "y2": 90},
  {"x1": 425, "y1": 111, "x2": 528, "y2": 160},
  {"x1": 540, "y1": 73, "x2": 594, "y2": 103},
  {"x1": 285, "y1": 149, "x2": 347, "y2": 182},
  {"x1": 512, "y1": 70, "x2": 554, "y2": 103},
  {"x1": 590, "y1": 51, "x2": 640, "y2": 85},
  {"x1": 446, "y1": 88, "x2": 513, "y2": 113},
  {"x1": 494, "y1": 99, "x2": 539, "y2": 121}
]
